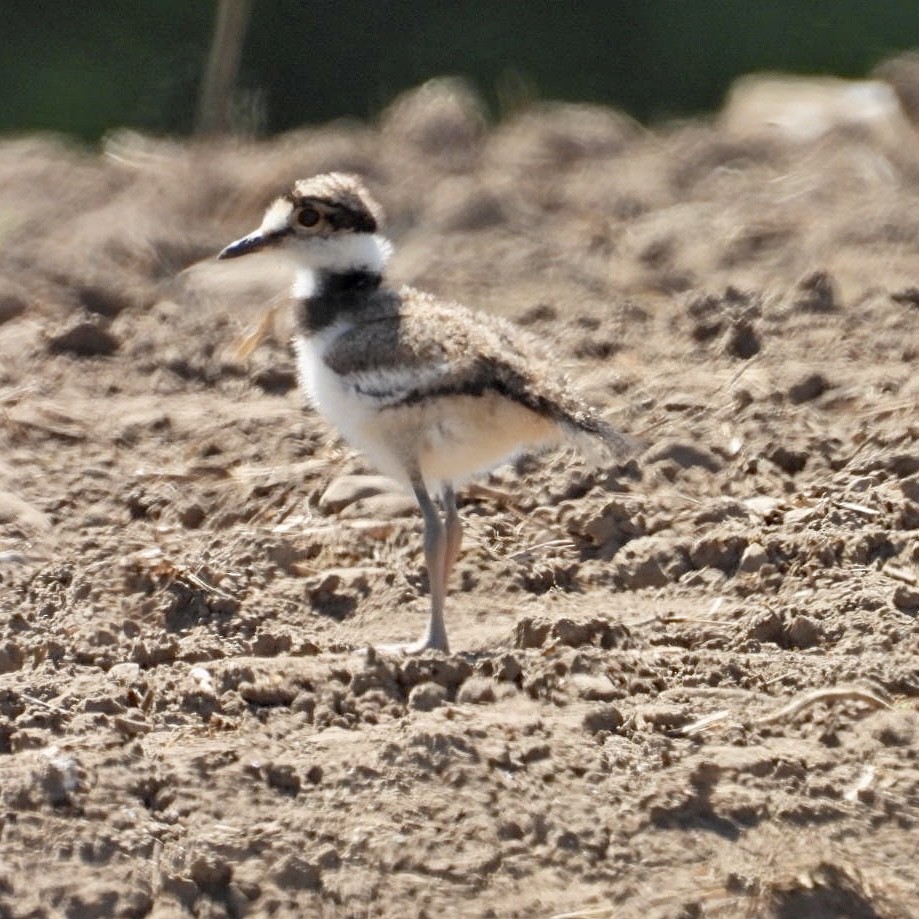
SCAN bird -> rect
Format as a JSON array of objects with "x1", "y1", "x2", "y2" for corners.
[{"x1": 218, "y1": 172, "x2": 630, "y2": 654}]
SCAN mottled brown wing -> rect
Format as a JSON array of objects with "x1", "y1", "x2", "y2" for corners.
[
  {"x1": 319, "y1": 294, "x2": 516, "y2": 402},
  {"x1": 321, "y1": 291, "x2": 632, "y2": 455}
]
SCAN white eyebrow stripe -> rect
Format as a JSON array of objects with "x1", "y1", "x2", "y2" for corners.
[{"x1": 260, "y1": 198, "x2": 294, "y2": 234}]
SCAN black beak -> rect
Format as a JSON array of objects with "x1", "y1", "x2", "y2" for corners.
[
  {"x1": 218, "y1": 230, "x2": 268, "y2": 260},
  {"x1": 218, "y1": 228, "x2": 288, "y2": 260}
]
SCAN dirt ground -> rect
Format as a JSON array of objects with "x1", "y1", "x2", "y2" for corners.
[{"x1": 1, "y1": 76, "x2": 919, "y2": 918}]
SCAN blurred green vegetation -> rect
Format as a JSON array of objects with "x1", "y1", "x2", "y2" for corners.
[{"x1": 2, "y1": 1, "x2": 917, "y2": 142}]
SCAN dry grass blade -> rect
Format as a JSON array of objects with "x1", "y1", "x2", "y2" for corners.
[
  {"x1": 680, "y1": 685, "x2": 891, "y2": 736},
  {"x1": 548, "y1": 908, "x2": 613, "y2": 919},
  {"x1": 232, "y1": 300, "x2": 284, "y2": 360},
  {"x1": 508, "y1": 537, "x2": 575, "y2": 561},
  {"x1": 20, "y1": 693, "x2": 69, "y2": 716},
  {"x1": 628, "y1": 613, "x2": 662, "y2": 627},
  {"x1": 756, "y1": 686, "x2": 890, "y2": 726},
  {"x1": 181, "y1": 570, "x2": 236, "y2": 602},
  {"x1": 148, "y1": 557, "x2": 236, "y2": 601},
  {"x1": 835, "y1": 500, "x2": 880, "y2": 517},
  {"x1": 680, "y1": 709, "x2": 734, "y2": 736},
  {"x1": 856, "y1": 398, "x2": 917, "y2": 418}
]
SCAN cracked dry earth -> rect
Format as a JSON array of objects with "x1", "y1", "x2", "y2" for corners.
[{"x1": 1, "y1": 81, "x2": 919, "y2": 918}]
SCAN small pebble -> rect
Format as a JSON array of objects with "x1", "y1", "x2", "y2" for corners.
[
  {"x1": 582, "y1": 704, "x2": 624, "y2": 735},
  {"x1": 738, "y1": 542, "x2": 768, "y2": 573},
  {"x1": 408, "y1": 681, "x2": 448, "y2": 711}
]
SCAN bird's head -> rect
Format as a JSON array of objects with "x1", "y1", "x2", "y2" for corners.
[{"x1": 218, "y1": 172, "x2": 390, "y2": 274}]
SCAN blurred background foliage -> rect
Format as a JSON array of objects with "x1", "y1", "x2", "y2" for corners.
[{"x1": 2, "y1": 1, "x2": 917, "y2": 142}]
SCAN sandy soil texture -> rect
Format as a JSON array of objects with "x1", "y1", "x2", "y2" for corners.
[{"x1": 1, "y1": 79, "x2": 919, "y2": 918}]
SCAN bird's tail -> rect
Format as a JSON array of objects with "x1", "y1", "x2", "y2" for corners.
[{"x1": 558, "y1": 409, "x2": 639, "y2": 466}]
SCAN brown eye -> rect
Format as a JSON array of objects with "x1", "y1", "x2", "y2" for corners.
[{"x1": 297, "y1": 207, "x2": 321, "y2": 228}]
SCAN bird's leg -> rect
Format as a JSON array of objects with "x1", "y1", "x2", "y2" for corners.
[
  {"x1": 375, "y1": 482, "x2": 461, "y2": 655},
  {"x1": 373, "y1": 478, "x2": 450, "y2": 655},
  {"x1": 409, "y1": 478, "x2": 449, "y2": 652},
  {"x1": 440, "y1": 484, "x2": 463, "y2": 598}
]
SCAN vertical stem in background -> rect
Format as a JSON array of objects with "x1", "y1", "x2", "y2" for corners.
[{"x1": 196, "y1": 0, "x2": 252, "y2": 136}]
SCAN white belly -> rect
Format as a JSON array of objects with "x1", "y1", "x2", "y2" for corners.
[{"x1": 294, "y1": 331, "x2": 561, "y2": 492}]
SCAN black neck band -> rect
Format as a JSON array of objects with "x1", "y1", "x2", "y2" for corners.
[
  {"x1": 317, "y1": 270, "x2": 382, "y2": 295},
  {"x1": 297, "y1": 270, "x2": 383, "y2": 333}
]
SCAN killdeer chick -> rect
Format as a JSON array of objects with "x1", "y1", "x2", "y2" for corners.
[{"x1": 219, "y1": 173, "x2": 629, "y2": 653}]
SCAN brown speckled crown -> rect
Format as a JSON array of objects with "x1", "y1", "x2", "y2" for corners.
[{"x1": 288, "y1": 173, "x2": 383, "y2": 233}]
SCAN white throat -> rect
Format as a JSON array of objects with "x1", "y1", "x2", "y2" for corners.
[
  {"x1": 291, "y1": 233, "x2": 391, "y2": 300},
  {"x1": 304, "y1": 233, "x2": 391, "y2": 271}
]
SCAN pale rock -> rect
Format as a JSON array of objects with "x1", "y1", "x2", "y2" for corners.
[
  {"x1": 738, "y1": 542, "x2": 768, "y2": 573},
  {"x1": 319, "y1": 475, "x2": 399, "y2": 513},
  {"x1": 339, "y1": 492, "x2": 417, "y2": 519}
]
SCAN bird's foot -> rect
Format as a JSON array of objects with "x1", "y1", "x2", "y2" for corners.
[{"x1": 370, "y1": 633, "x2": 450, "y2": 656}]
